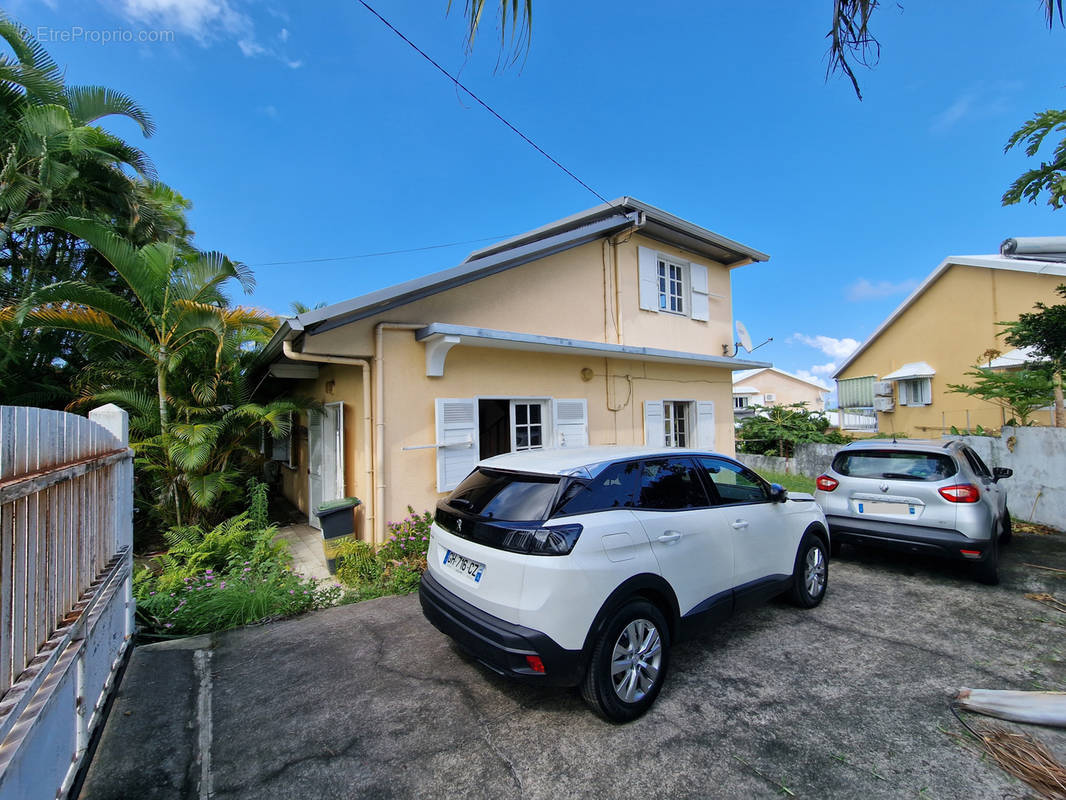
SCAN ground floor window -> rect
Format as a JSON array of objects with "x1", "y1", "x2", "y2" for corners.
[
  {"x1": 898, "y1": 378, "x2": 932, "y2": 406},
  {"x1": 477, "y1": 398, "x2": 548, "y2": 459},
  {"x1": 663, "y1": 400, "x2": 690, "y2": 447},
  {"x1": 734, "y1": 396, "x2": 749, "y2": 410}
]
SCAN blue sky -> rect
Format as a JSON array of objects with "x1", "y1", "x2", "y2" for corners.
[{"x1": 9, "y1": 0, "x2": 1066, "y2": 387}]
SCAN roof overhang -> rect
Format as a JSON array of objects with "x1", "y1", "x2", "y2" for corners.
[
  {"x1": 466, "y1": 197, "x2": 770, "y2": 267},
  {"x1": 733, "y1": 387, "x2": 761, "y2": 395},
  {"x1": 881, "y1": 361, "x2": 936, "y2": 381},
  {"x1": 415, "y1": 323, "x2": 770, "y2": 377}
]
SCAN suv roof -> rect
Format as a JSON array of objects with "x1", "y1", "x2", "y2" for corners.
[
  {"x1": 479, "y1": 446, "x2": 728, "y2": 476},
  {"x1": 838, "y1": 439, "x2": 963, "y2": 454}
]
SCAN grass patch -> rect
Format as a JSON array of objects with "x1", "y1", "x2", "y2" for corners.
[{"x1": 759, "y1": 470, "x2": 817, "y2": 494}]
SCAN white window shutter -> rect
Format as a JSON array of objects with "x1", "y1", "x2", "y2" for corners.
[
  {"x1": 897, "y1": 382, "x2": 908, "y2": 407},
  {"x1": 554, "y1": 399, "x2": 588, "y2": 448},
  {"x1": 690, "y1": 262, "x2": 710, "y2": 322},
  {"x1": 435, "y1": 398, "x2": 478, "y2": 493},
  {"x1": 695, "y1": 401, "x2": 716, "y2": 449},
  {"x1": 644, "y1": 400, "x2": 664, "y2": 446},
  {"x1": 638, "y1": 246, "x2": 658, "y2": 311}
]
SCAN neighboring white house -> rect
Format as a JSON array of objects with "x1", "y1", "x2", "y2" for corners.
[{"x1": 732, "y1": 367, "x2": 829, "y2": 417}]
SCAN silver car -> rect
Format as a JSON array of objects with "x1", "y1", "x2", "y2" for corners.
[{"x1": 814, "y1": 440, "x2": 1012, "y2": 584}]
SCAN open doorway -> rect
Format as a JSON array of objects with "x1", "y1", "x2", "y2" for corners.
[{"x1": 478, "y1": 398, "x2": 510, "y2": 459}]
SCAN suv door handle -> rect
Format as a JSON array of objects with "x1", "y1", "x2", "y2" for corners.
[
  {"x1": 731, "y1": 520, "x2": 749, "y2": 530},
  {"x1": 657, "y1": 531, "x2": 681, "y2": 543}
]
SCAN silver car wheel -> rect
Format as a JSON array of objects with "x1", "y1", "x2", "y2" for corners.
[
  {"x1": 805, "y1": 545, "x2": 827, "y2": 597},
  {"x1": 610, "y1": 619, "x2": 662, "y2": 703}
]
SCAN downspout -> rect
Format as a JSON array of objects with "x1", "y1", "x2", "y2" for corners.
[
  {"x1": 282, "y1": 339, "x2": 374, "y2": 540},
  {"x1": 374, "y1": 323, "x2": 425, "y2": 545}
]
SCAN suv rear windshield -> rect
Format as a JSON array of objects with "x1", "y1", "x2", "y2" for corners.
[
  {"x1": 832, "y1": 450, "x2": 958, "y2": 482},
  {"x1": 446, "y1": 468, "x2": 561, "y2": 521}
]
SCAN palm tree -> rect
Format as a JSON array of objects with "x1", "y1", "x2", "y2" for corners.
[{"x1": 5, "y1": 213, "x2": 275, "y2": 428}]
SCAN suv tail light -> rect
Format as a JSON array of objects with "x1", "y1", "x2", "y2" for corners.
[
  {"x1": 816, "y1": 475, "x2": 839, "y2": 492},
  {"x1": 938, "y1": 484, "x2": 980, "y2": 503},
  {"x1": 501, "y1": 524, "x2": 583, "y2": 556}
]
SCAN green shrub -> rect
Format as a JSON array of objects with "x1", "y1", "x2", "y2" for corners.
[
  {"x1": 134, "y1": 483, "x2": 341, "y2": 636},
  {"x1": 137, "y1": 564, "x2": 341, "y2": 636},
  {"x1": 333, "y1": 507, "x2": 433, "y2": 601}
]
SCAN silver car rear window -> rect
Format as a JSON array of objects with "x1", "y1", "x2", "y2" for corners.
[{"x1": 833, "y1": 451, "x2": 958, "y2": 481}]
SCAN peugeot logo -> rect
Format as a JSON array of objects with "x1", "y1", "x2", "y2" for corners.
[
  {"x1": 879, "y1": 481, "x2": 889, "y2": 493},
  {"x1": 456, "y1": 518, "x2": 463, "y2": 532}
]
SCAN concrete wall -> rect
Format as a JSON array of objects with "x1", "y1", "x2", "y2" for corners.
[
  {"x1": 741, "y1": 443, "x2": 843, "y2": 480},
  {"x1": 956, "y1": 427, "x2": 1066, "y2": 527},
  {"x1": 837, "y1": 263, "x2": 1065, "y2": 437}
]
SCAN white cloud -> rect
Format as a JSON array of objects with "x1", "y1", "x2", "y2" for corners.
[
  {"x1": 789, "y1": 333, "x2": 860, "y2": 360},
  {"x1": 114, "y1": 0, "x2": 301, "y2": 66},
  {"x1": 810, "y1": 361, "x2": 837, "y2": 376},
  {"x1": 845, "y1": 277, "x2": 920, "y2": 302},
  {"x1": 931, "y1": 80, "x2": 1022, "y2": 134},
  {"x1": 117, "y1": 0, "x2": 246, "y2": 40},
  {"x1": 259, "y1": 104, "x2": 278, "y2": 118}
]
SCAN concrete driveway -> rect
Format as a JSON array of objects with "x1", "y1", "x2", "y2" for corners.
[{"x1": 80, "y1": 531, "x2": 1065, "y2": 800}]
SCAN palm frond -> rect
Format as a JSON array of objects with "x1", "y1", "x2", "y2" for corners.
[
  {"x1": 63, "y1": 85, "x2": 155, "y2": 137},
  {"x1": 22, "y1": 280, "x2": 147, "y2": 329},
  {"x1": 20, "y1": 305, "x2": 156, "y2": 356}
]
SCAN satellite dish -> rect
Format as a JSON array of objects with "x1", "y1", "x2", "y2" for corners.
[{"x1": 736, "y1": 320, "x2": 754, "y2": 353}]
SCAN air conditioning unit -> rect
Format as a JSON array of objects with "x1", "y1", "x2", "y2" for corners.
[
  {"x1": 874, "y1": 381, "x2": 894, "y2": 397},
  {"x1": 874, "y1": 397, "x2": 895, "y2": 412},
  {"x1": 764, "y1": 393, "x2": 776, "y2": 402}
]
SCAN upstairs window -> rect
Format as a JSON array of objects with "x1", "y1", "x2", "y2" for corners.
[{"x1": 658, "y1": 259, "x2": 685, "y2": 314}]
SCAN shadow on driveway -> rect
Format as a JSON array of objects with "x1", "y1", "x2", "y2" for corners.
[{"x1": 80, "y1": 531, "x2": 1066, "y2": 799}]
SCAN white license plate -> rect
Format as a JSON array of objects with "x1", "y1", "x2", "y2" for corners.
[
  {"x1": 443, "y1": 549, "x2": 485, "y2": 584},
  {"x1": 857, "y1": 501, "x2": 916, "y2": 516}
]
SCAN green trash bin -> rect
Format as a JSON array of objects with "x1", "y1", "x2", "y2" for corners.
[{"x1": 317, "y1": 497, "x2": 361, "y2": 574}]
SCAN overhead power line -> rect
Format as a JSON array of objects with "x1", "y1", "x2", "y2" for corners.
[
  {"x1": 354, "y1": 0, "x2": 612, "y2": 207},
  {"x1": 249, "y1": 233, "x2": 517, "y2": 268}
]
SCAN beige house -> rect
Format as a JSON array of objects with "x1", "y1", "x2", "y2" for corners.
[
  {"x1": 732, "y1": 367, "x2": 829, "y2": 416},
  {"x1": 833, "y1": 247, "x2": 1066, "y2": 438},
  {"x1": 258, "y1": 197, "x2": 770, "y2": 543}
]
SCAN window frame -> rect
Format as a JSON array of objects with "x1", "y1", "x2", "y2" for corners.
[
  {"x1": 657, "y1": 257, "x2": 687, "y2": 315},
  {"x1": 634, "y1": 456, "x2": 713, "y2": 512},
  {"x1": 734, "y1": 396, "x2": 749, "y2": 410},
  {"x1": 696, "y1": 456, "x2": 773, "y2": 507},
  {"x1": 509, "y1": 399, "x2": 548, "y2": 452},
  {"x1": 663, "y1": 400, "x2": 692, "y2": 448},
  {"x1": 898, "y1": 378, "x2": 932, "y2": 406}
]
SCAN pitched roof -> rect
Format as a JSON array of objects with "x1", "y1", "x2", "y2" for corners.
[
  {"x1": 833, "y1": 254, "x2": 1066, "y2": 378},
  {"x1": 731, "y1": 366, "x2": 830, "y2": 392},
  {"x1": 266, "y1": 197, "x2": 770, "y2": 348}
]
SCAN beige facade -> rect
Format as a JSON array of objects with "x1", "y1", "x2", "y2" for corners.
[
  {"x1": 732, "y1": 368, "x2": 828, "y2": 413},
  {"x1": 261, "y1": 199, "x2": 770, "y2": 543},
  {"x1": 834, "y1": 256, "x2": 1066, "y2": 438}
]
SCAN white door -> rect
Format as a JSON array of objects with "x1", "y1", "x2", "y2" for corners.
[
  {"x1": 695, "y1": 456, "x2": 792, "y2": 585},
  {"x1": 308, "y1": 411, "x2": 323, "y2": 529},
  {"x1": 308, "y1": 402, "x2": 345, "y2": 529},
  {"x1": 630, "y1": 456, "x2": 734, "y2": 617}
]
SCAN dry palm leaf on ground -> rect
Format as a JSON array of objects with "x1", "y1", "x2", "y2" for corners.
[{"x1": 949, "y1": 702, "x2": 1066, "y2": 799}]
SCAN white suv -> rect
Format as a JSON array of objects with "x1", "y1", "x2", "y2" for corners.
[{"x1": 419, "y1": 446, "x2": 830, "y2": 722}]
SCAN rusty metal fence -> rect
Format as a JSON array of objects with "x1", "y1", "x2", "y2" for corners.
[{"x1": 0, "y1": 404, "x2": 134, "y2": 800}]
